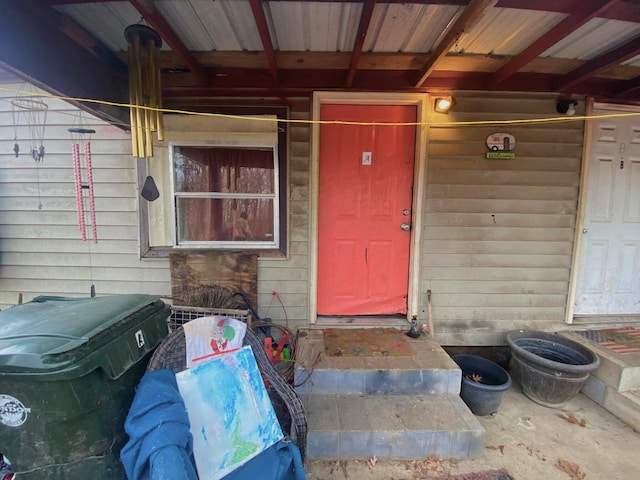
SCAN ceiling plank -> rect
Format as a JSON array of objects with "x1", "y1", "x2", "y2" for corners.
[
  {"x1": 488, "y1": 0, "x2": 621, "y2": 87},
  {"x1": 414, "y1": 0, "x2": 494, "y2": 87},
  {"x1": 250, "y1": 0, "x2": 279, "y2": 85},
  {"x1": 129, "y1": 0, "x2": 209, "y2": 85},
  {"x1": 0, "y1": 0, "x2": 128, "y2": 126},
  {"x1": 496, "y1": 0, "x2": 640, "y2": 23},
  {"x1": 554, "y1": 34, "x2": 640, "y2": 92},
  {"x1": 347, "y1": 0, "x2": 377, "y2": 87}
]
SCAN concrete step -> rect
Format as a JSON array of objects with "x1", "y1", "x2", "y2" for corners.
[
  {"x1": 561, "y1": 331, "x2": 640, "y2": 433},
  {"x1": 582, "y1": 376, "x2": 640, "y2": 432},
  {"x1": 301, "y1": 393, "x2": 485, "y2": 460},
  {"x1": 294, "y1": 329, "x2": 461, "y2": 396},
  {"x1": 561, "y1": 331, "x2": 640, "y2": 392}
]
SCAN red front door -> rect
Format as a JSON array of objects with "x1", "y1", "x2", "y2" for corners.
[{"x1": 318, "y1": 104, "x2": 416, "y2": 315}]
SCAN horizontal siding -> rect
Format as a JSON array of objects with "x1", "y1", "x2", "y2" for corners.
[
  {"x1": 0, "y1": 76, "x2": 171, "y2": 308},
  {"x1": 257, "y1": 98, "x2": 311, "y2": 327},
  {"x1": 422, "y1": 92, "x2": 583, "y2": 345}
]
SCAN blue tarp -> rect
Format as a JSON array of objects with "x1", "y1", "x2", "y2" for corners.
[
  {"x1": 222, "y1": 438, "x2": 306, "y2": 480},
  {"x1": 121, "y1": 368, "x2": 306, "y2": 480},
  {"x1": 120, "y1": 369, "x2": 198, "y2": 480}
]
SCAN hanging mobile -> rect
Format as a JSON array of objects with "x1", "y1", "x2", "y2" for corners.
[
  {"x1": 11, "y1": 95, "x2": 48, "y2": 208},
  {"x1": 69, "y1": 124, "x2": 98, "y2": 243}
]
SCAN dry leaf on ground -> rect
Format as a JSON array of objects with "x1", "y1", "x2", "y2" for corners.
[
  {"x1": 557, "y1": 412, "x2": 587, "y2": 427},
  {"x1": 486, "y1": 445, "x2": 505, "y2": 455},
  {"x1": 556, "y1": 458, "x2": 586, "y2": 479},
  {"x1": 517, "y1": 442, "x2": 546, "y2": 461},
  {"x1": 425, "y1": 455, "x2": 448, "y2": 474},
  {"x1": 367, "y1": 454, "x2": 378, "y2": 470}
]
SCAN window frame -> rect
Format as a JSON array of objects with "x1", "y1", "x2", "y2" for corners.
[
  {"x1": 137, "y1": 106, "x2": 288, "y2": 259},
  {"x1": 169, "y1": 140, "x2": 280, "y2": 250}
]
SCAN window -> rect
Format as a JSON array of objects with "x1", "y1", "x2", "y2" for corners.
[{"x1": 171, "y1": 143, "x2": 280, "y2": 249}]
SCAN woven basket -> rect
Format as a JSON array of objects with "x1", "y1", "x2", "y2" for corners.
[{"x1": 147, "y1": 309, "x2": 307, "y2": 459}]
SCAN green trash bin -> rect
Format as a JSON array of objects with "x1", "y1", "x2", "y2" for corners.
[{"x1": 0, "y1": 294, "x2": 170, "y2": 480}]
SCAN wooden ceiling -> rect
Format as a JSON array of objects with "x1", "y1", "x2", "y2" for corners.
[{"x1": 1, "y1": 0, "x2": 639, "y2": 125}]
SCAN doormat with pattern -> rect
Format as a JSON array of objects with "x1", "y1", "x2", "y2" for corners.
[
  {"x1": 323, "y1": 327, "x2": 414, "y2": 357},
  {"x1": 448, "y1": 469, "x2": 514, "y2": 480},
  {"x1": 574, "y1": 326, "x2": 640, "y2": 354}
]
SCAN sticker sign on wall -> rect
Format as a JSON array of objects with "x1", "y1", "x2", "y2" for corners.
[
  {"x1": 486, "y1": 133, "x2": 516, "y2": 159},
  {"x1": 0, "y1": 394, "x2": 31, "y2": 427}
]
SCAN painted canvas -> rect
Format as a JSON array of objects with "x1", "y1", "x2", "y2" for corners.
[{"x1": 176, "y1": 345, "x2": 283, "y2": 480}]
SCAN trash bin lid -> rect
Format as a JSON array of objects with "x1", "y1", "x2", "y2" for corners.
[{"x1": 0, "y1": 294, "x2": 165, "y2": 375}]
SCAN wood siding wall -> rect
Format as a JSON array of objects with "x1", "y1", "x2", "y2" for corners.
[
  {"x1": 0, "y1": 79, "x2": 585, "y2": 344},
  {"x1": 256, "y1": 98, "x2": 311, "y2": 329},
  {"x1": 422, "y1": 93, "x2": 584, "y2": 344},
  {"x1": 0, "y1": 75, "x2": 171, "y2": 309}
]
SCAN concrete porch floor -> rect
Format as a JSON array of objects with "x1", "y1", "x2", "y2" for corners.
[{"x1": 304, "y1": 383, "x2": 640, "y2": 479}]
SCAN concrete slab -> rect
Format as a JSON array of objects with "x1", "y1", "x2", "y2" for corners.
[
  {"x1": 294, "y1": 328, "x2": 461, "y2": 396},
  {"x1": 305, "y1": 385, "x2": 640, "y2": 479},
  {"x1": 562, "y1": 331, "x2": 640, "y2": 392},
  {"x1": 300, "y1": 394, "x2": 485, "y2": 460}
]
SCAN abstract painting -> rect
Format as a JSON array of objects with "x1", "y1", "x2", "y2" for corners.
[{"x1": 176, "y1": 346, "x2": 283, "y2": 479}]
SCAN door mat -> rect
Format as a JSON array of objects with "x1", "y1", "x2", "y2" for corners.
[
  {"x1": 574, "y1": 326, "x2": 640, "y2": 354},
  {"x1": 448, "y1": 469, "x2": 514, "y2": 480},
  {"x1": 323, "y1": 328, "x2": 414, "y2": 357}
]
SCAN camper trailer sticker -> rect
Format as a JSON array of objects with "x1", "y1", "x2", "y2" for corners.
[
  {"x1": 486, "y1": 133, "x2": 516, "y2": 159},
  {"x1": 0, "y1": 394, "x2": 31, "y2": 427}
]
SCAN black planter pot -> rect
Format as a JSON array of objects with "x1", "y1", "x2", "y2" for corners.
[
  {"x1": 452, "y1": 354, "x2": 512, "y2": 416},
  {"x1": 506, "y1": 330, "x2": 600, "y2": 408}
]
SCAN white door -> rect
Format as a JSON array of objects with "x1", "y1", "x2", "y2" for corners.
[{"x1": 575, "y1": 109, "x2": 640, "y2": 314}]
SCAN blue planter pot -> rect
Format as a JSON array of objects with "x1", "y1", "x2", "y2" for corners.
[{"x1": 452, "y1": 354, "x2": 512, "y2": 416}]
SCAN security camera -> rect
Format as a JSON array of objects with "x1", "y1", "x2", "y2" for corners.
[{"x1": 556, "y1": 99, "x2": 578, "y2": 116}]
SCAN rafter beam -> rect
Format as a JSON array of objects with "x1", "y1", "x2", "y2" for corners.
[
  {"x1": 250, "y1": 0, "x2": 279, "y2": 85},
  {"x1": 414, "y1": 0, "x2": 494, "y2": 87},
  {"x1": 488, "y1": 0, "x2": 620, "y2": 87},
  {"x1": 615, "y1": 75, "x2": 640, "y2": 96},
  {"x1": 129, "y1": 0, "x2": 209, "y2": 85},
  {"x1": 496, "y1": 0, "x2": 640, "y2": 23},
  {"x1": 554, "y1": 34, "x2": 640, "y2": 92},
  {"x1": 0, "y1": 0, "x2": 128, "y2": 126},
  {"x1": 346, "y1": 0, "x2": 377, "y2": 87}
]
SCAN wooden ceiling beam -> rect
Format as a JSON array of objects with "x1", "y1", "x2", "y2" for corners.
[
  {"x1": 554, "y1": 34, "x2": 640, "y2": 92},
  {"x1": 488, "y1": 0, "x2": 621, "y2": 87},
  {"x1": 615, "y1": 75, "x2": 640, "y2": 96},
  {"x1": 0, "y1": 0, "x2": 128, "y2": 126},
  {"x1": 250, "y1": 0, "x2": 279, "y2": 85},
  {"x1": 496, "y1": 0, "x2": 640, "y2": 23},
  {"x1": 129, "y1": 0, "x2": 209, "y2": 85},
  {"x1": 414, "y1": 0, "x2": 494, "y2": 87},
  {"x1": 161, "y1": 68, "x2": 620, "y2": 97},
  {"x1": 347, "y1": 0, "x2": 377, "y2": 87}
]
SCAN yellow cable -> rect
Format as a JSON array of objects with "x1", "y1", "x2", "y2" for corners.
[{"x1": 1, "y1": 86, "x2": 639, "y2": 128}]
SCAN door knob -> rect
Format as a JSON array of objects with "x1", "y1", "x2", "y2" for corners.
[{"x1": 401, "y1": 223, "x2": 410, "y2": 231}]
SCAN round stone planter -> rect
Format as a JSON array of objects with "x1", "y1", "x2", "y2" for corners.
[
  {"x1": 452, "y1": 354, "x2": 512, "y2": 416},
  {"x1": 506, "y1": 330, "x2": 600, "y2": 408}
]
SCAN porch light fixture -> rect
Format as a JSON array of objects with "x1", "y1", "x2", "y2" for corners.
[
  {"x1": 434, "y1": 96, "x2": 454, "y2": 113},
  {"x1": 556, "y1": 98, "x2": 578, "y2": 116},
  {"x1": 125, "y1": 23, "x2": 164, "y2": 158}
]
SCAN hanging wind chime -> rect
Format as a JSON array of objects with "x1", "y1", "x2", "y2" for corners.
[
  {"x1": 125, "y1": 22, "x2": 163, "y2": 158},
  {"x1": 11, "y1": 94, "x2": 48, "y2": 209},
  {"x1": 69, "y1": 122, "x2": 98, "y2": 244}
]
